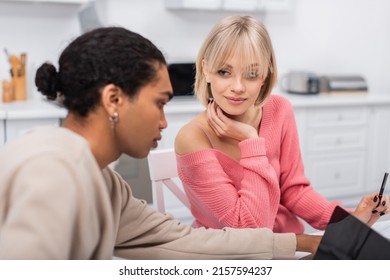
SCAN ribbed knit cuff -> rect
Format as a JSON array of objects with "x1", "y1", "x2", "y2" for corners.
[{"x1": 239, "y1": 138, "x2": 266, "y2": 158}]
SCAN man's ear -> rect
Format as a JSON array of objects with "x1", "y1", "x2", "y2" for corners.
[{"x1": 100, "y1": 84, "x2": 124, "y2": 116}]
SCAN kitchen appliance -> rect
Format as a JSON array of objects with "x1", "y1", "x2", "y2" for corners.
[
  {"x1": 280, "y1": 71, "x2": 320, "y2": 95},
  {"x1": 319, "y1": 75, "x2": 368, "y2": 94},
  {"x1": 167, "y1": 63, "x2": 195, "y2": 96}
]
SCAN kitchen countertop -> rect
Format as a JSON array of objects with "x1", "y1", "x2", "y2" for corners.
[
  {"x1": 0, "y1": 98, "x2": 67, "y2": 119},
  {"x1": 276, "y1": 92, "x2": 390, "y2": 107},
  {"x1": 165, "y1": 96, "x2": 204, "y2": 114},
  {"x1": 1, "y1": 93, "x2": 390, "y2": 119}
]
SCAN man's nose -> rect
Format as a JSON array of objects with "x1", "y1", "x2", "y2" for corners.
[{"x1": 160, "y1": 111, "x2": 168, "y2": 129}]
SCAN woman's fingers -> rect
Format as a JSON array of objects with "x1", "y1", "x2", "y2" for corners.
[
  {"x1": 207, "y1": 102, "x2": 225, "y2": 136},
  {"x1": 375, "y1": 195, "x2": 390, "y2": 215}
]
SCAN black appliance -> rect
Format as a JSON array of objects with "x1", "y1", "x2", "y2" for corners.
[{"x1": 167, "y1": 63, "x2": 196, "y2": 96}]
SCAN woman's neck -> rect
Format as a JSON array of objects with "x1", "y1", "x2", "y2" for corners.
[{"x1": 227, "y1": 105, "x2": 262, "y2": 131}]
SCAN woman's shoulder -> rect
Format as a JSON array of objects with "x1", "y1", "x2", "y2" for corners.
[
  {"x1": 268, "y1": 94, "x2": 293, "y2": 108},
  {"x1": 174, "y1": 113, "x2": 213, "y2": 155}
]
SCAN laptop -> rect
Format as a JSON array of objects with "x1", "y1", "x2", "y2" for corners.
[{"x1": 312, "y1": 206, "x2": 390, "y2": 259}]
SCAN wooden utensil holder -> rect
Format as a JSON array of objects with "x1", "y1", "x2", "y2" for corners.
[
  {"x1": 2, "y1": 80, "x2": 13, "y2": 103},
  {"x1": 13, "y1": 74, "x2": 27, "y2": 101}
]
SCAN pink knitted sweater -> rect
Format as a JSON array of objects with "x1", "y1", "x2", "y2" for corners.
[{"x1": 176, "y1": 95, "x2": 340, "y2": 233}]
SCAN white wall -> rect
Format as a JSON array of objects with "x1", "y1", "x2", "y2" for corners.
[
  {"x1": 0, "y1": 1, "x2": 83, "y2": 99},
  {"x1": 1, "y1": 0, "x2": 390, "y2": 97},
  {"x1": 103, "y1": 0, "x2": 390, "y2": 94}
]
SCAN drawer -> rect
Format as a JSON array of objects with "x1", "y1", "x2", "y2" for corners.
[
  {"x1": 305, "y1": 152, "x2": 366, "y2": 198},
  {"x1": 308, "y1": 107, "x2": 368, "y2": 128},
  {"x1": 307, "y1": 126, "x2": 367, "y2": 152}
]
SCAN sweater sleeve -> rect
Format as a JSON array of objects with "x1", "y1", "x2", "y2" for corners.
[
  {"x1": 278, "y1": 99, "x2": 339, "y2": 230},
  {"x1": 176, "y1": 140, "x2": 281, "y2": 229},
  {"x1": 109, "y1": 171, "x2": 296, "y2": 259}
]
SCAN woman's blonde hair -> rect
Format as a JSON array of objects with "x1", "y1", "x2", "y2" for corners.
[{"x1": 195, "y1": 16, "x2": 277, "y2": 107}]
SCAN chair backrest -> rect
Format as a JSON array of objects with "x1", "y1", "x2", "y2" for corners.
[{"x1": 147, "y1": 148, "x2": 190, "y2": 213}]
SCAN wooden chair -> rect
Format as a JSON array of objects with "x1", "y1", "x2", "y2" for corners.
[{"x1": 147, "y1": 148, "x2": 191, "y2": 214}]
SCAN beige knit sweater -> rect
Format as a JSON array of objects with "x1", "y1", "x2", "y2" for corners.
[{"x1": 0, "y1": 126, "x2": 295, "y2": 259}]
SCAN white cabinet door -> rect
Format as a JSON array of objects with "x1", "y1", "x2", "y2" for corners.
[
  {"x1": 305, "y1": 151, "x2": 366, "y2": 199},
  {"x1": 164, "y1": 0, "x2": 292, "y2": 11},
  {"x1": 0, "y1": 110, "x2": 5, "y2": 144},
  {"x1": 301, "y1": 106, "x2": 369, "y2": 204},
  {"x1": 367, "y1": 106, "x2": 390, "y2": 192},
  {"x1": 0, "y1": 99, "x2": 67, "y2": 143},
  {"x1": 5, "y1": 118, "x2": 61, "y2": 142},
  {"x1": 0, "y1": 119, "x2": 5, "y2": 145},
  {"x1": 164, "y1": 0, "x2": 222, "y2": 10},
  {"x1": 306, "y1": 126, "x2": 368, "y2": 152}
]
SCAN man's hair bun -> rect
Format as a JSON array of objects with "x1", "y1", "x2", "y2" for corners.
[{"x1": 35, "y1": 63, "x2": 59, "y2": 100}]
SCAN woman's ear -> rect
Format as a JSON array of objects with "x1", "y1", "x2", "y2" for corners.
[
  {"x1": 100, "y1": 84, "x2": 124, "y2": 116},
  {"x1": 202, "y1": 59, "x2": 210, "y2": 83}
]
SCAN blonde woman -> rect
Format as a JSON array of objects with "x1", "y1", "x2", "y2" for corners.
[{"x1": 175, "y1": 16, "x2": 389, "y2": 233}]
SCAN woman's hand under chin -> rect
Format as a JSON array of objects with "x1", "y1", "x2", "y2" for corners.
[{"x1": 207, "y1": 101, "x2": 259, "y2": 142}]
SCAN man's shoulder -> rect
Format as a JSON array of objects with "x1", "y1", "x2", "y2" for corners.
[{"x1": 0, "y1": 126, "x2": 91, "y2": 171}]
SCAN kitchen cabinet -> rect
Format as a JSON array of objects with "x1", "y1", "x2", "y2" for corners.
[
  {"x1": 367, "y1": 106, "x2": 390, "y2": 194},
  {"x1": 0, "y1": 0, "x2": 91, "y2": 4},
  {"x1": 164, "y1": 0, "x2": 292, "y2": 12},
  {"x1": 0, "y1": 110, "x2": 5, "y2": 145},
  {"x1": 153, "y1": 93, "x2": 390, "y2": 221},
  {"x1": 288, "y1": 94, "x2": 390, "y2": 207},
  {"x1": 165, "y1": 0, "x2": 221, "y2": 10},
  {"x1": 0, "y1": 99, "x2": 67, "y2": 143},
  {"x1": 299, "y1": 106, "x2": 369, "y2": 199}
]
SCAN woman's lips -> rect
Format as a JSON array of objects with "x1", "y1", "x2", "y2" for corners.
[{"x1": 226, "y1": 96, "x2": 246, "y2": 105}]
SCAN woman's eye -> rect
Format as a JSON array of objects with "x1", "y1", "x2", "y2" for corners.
[
  {"x1": 245, "y1": 71, "x2": 259, "y2": 79},
  {"x1": 217, "y1": 69, "x2": 230, "y2": 77}
]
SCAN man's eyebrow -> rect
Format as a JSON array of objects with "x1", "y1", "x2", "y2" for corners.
[{"x1": 161, "y1": 91, "x2": 174, "y2": 101}]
